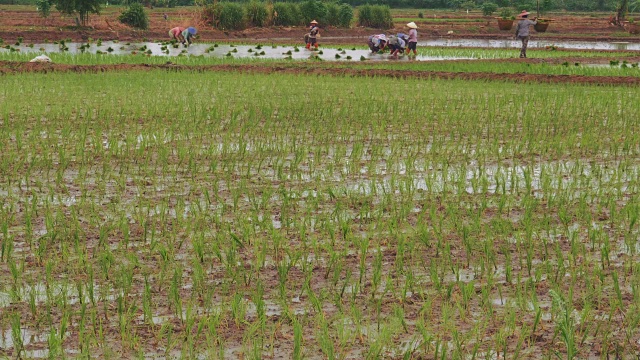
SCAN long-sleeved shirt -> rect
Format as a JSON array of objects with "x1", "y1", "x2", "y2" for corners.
[
  {"x1": 515, "y1": 19, "x2": 537, "y2": 38},
  {"x1": 370, "y1": 34, "x2": 386, "y2": 47},
  {"x1": 182, "y1": 28, "x2": 193, "y2": 41},
  {"x1": 309, "y1": 26, "x2": 319, "y2": 39},
  {"x1": 388, "y1": 35, "x2": 405, "y2": 48},
  {"x1": 408, "y1": 29, "x2": 418, "y2": 42}
]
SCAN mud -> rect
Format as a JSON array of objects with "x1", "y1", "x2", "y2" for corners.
[{"x1": 2, "y1": 60, "x2": 640, "y2": 86}]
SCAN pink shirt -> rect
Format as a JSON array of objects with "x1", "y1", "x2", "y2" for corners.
[
  {"x1": 170, "y1": 27, "x2": 185, "y2": 37},
  {"x1": 408, "y1": 29, "x2": 418, "y2": 42}
]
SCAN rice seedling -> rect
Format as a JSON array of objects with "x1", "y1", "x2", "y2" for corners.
[{"x1": 1, "y1": 64, "x2": 640, "y2": 358}]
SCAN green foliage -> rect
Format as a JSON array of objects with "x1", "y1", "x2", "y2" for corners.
[
  {"x1": 300, "y1": 0, "x2": 328, "y2": 24},
  {"x1": 461, "y1": 0, "x2": 474, "y2": 10},
  {"x1": 36, "y1": 0, "x2": 52, "y2": 18},
  {"x1": 499, "y1": 7, "x2": 512, "y2": 19},
  {"x1": 272, "y1": 2, "x2": 303, "y2": 26},
  {"x1": 53, "y1": 0, "x2": 101, "y2": 26},
  {"x1": 204, "y1": 1, "x2": 247, "y2": 29},
  {"x1": 245, "y1": 1, "x2": 269, "y2": 27},
  {"x1": 118, "y1": 3, "x2": 149, "y2": 29},
  {"x1": 481, "y1": 2, "x2": 498, "y2": 16},
  {"x1": 324, "y1": 2, "x2": 340, "y2": 25},
  {"x1": 337, "y1": 3, "x2": 354, "y2": 27},
  {"x1": 216, "y1": 2, "x2": 246, "y2": 30},
  {"x1": 357, "y1": 4, "x2": 392, "y2": 28}
]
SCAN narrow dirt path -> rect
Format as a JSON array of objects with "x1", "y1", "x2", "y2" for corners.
[{"x1": 2, "y1": 60, "x2": 639, "y2": 86}]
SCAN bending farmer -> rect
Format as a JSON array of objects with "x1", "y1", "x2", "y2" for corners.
[
  {"x1": 388, "y1": 33, "x2": 408, "y2": 56},
  {"x1": 182, "y1": 27, "x2": 197, "y2": 46},
  {"x1": 368, "y1": 34, "x2": 387, "y2": 53},
  {"x1": 169, "y1": 27, "x2": 185, "y2": 43}
]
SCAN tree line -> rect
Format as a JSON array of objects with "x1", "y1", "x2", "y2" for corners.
[{"x1": 4, "y1": 0, "x2": 628, "y2": 11}]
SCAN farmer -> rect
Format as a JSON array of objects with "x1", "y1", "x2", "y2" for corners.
[
  {"x1": 368, "y1": 34, "x2": 387, "y2": 53},
  {"x1": 169, "y1": 26, "x2": 185, "y2": 43},
  {"x1": 514, "y1": 11, "x2": 537, "y2": 58},
  {"x1": 388, "y1": 33, "x2": 408, "y2": 56},
  {"x1": 406, "y1": 22, "x2": 418, "y2": 56},
  {"x1": 306, "y1": 20, "x2": 320, "y2": 50},
  {"x1": 181, "y1": 27, "x2": 197, "y2": 46}
]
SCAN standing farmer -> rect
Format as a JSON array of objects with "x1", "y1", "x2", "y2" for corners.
[
  {"x1": 406, "y1": 22, "x2": 418, "y2": 56},
  {"x1": 306, "y1": 20, "x2": 320, "y2": 50},
  {"x1": 514, "y1": 11, "x2": 537, "y2": 58}
]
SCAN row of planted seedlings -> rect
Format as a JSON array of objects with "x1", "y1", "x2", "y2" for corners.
[{"x1": 2, "y1": 71, "x2": 640, "y2": 358}]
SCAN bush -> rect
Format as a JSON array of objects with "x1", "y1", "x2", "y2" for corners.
[
  {"x1": 461, "y1": 0, "x2": 475, "y2": 10},
  {"x1": 300, "y1": 0, "x2": 328, "y2": 25},
  {"x1": 357, "y1": 4, "x2": 392, "y2": 29},
  {"x1": 418, "y1": 11, "x2": 424, "y2": 18},
  {"x1": 337, "y1": 3, "x2": 354, "y2": 28},
  {"x1": 209, "y1": 2, "x2": 245, "y2": 30},
  {"x1": 499, "y1": 8, "x2": 513, "y2": 19},
  {"x1": 118, "y1": 3, "x2": 149, "y2": 29},
  {"x1": 36, "y1": 0, "x2": 52, "y2": 18},
  {"x1": 324, "y1": 2, "x2": 340, "y2": 26},
  {"x1": 481, "y1": 2, "x2": 498, "y2": 16},
  {"x1": 272, "y1": 2, "x2": 302, "y2": 26},
  {"x1": 245, "y1": 1, "x2": 269, "y2": 27}
]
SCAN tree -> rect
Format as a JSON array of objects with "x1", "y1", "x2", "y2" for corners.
[
  {"x1": 481, "y1": 1, "x2": 498, "y2": 15},
  {"x1": 54, "y1": 0, "x2": 101, "y2": 27},
  {"x1": 612, "y1": 0, "x2": 628, "y2": 26},
  {"x1": 36, "y1": 0, "x2": 52, "y2": 19},
  {"x1": 118, "y1": 3, "x2": 149, "y2": 29}
]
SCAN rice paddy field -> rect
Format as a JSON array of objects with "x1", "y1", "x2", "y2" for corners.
[{"x1": 2, "y1": 41, "x2": 640, "y2": 360}]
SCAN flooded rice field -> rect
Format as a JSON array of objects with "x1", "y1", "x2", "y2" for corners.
[
  {"x1": 419, "y1": 38, "x2": 640, "y2": 51},
  {"x1": 1, "y1": 41, "x2": 476, "y2": 62}
]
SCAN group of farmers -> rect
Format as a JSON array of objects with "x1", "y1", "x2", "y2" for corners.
[
  {"x1": 168, "y1": 9, "x2": 538, "y2": 58},
  {"x1": 366, "y1": 21, "x2": 419, "y2": 56},
  {"x1": 302, "y1": 20, "x2": 419, "y2": 56},
  {"x1": 168, "y1": 26, "x2": 197, "y2": 46}
]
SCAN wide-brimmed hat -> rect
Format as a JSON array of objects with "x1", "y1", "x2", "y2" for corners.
[
  {"x1": 310, "y1": 20, "x2": 318, "y2": 24},
  {"x1": 377, "y1": 34, "x2": 387, "y2": 41},
  {"x1": 519, "y1": 10, "x2": 530, "y2": 17},
  {"x1": 407, "y1": 22, "x2": 418, "y2": 29},
  {"x1": 187, "y1": 27, "x2": 197, "y2": 35}
]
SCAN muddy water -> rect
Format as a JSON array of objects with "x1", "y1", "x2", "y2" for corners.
[
  {"x1": 419, "y1": 38, "x2": 640, "y2": 51},
  {"x1": 3, "y1": 41, "x2": 475, "y2": 62}
]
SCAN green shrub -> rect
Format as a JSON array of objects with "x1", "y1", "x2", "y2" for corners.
[
  {"x1": 36, "y1": 0, "x2": 52, "y2": 18},
  {"x1": 118, "y1": 3, "x2": 149, "y2": 30},
  {"x1": 273, "y1": 2, "x2": 302, "y2": 26},
  {"x1": 481, "y1": 2, "x2": 498, "y2": 16},
  {"x1": 210, "y1": 2, "x2": 246, "y2": 30},
  {"x1": 300, "y1": 0, "x2": 328, "y2": 25},
  {"x1": 246, "y1": 1, "x2": 269, "y2": 27},
  {"x1": 357, "y1": 4, "x2": 392, "y2": 29},
  {"x1": 337, "y1": 3, "x2": 353, "y2": 28},
  {"x1": 418, "y1": 11, "x2": 424, "y2": 18},
  {"x1": 324, "y1": 2, "x2": 340, "y2": 26},
  {"x1": 461, "y1": 1, "x2": 475, "y2": 10}
]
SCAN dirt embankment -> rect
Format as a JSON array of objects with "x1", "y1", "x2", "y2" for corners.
[
  {"x1": 2, "y1": 60, "x2": 640, "y2": 86},
  {"x1": 1, "y1": 7, "x2": 638, "y2": 44}
]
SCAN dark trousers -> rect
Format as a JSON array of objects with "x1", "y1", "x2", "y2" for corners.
[{"x1": 518, "y1": 36, "x2": 529, "y2": 58}]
